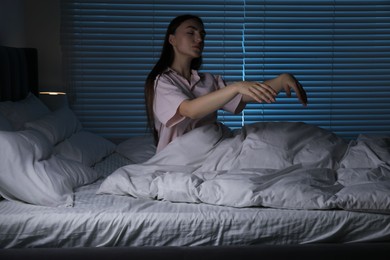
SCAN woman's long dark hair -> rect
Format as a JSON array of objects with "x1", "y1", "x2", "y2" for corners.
[{"x1": 144, "y1": 14, "x2": 204, "y2": 145}]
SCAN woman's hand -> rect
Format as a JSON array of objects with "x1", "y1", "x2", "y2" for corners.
[
  {"x1": 267, "y1": 73, "x2": 308, "y2": 106},
  {"x1": 235, "y1": 81, "x2": 277, "y2": 104},
  {"x1": 237, "y1": 74, "x2": 307, "y2": 106}
]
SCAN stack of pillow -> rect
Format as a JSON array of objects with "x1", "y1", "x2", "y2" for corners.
[{"x1": 0, "y1": 93, "x2": 116, "y2": 207}]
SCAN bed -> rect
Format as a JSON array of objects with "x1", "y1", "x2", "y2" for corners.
[{"x1": 1, "y1": 45, "x2": 389, "y2": 259}]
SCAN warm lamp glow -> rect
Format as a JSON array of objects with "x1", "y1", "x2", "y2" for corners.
[
  {"x1": 39, "y1": 91, "x2": 66, "y2": 96},
  {"x1": 39, "y1": 91, "x2": 68, "y2": 111}
]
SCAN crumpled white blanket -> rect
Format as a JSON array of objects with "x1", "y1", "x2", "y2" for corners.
[{"x1": 98, "y1": 122, "x2": 390, "y2": 213}]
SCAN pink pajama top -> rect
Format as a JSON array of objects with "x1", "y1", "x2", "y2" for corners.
[{"x1": 153, "y1": 68, "x2": 243, "y2": 153}]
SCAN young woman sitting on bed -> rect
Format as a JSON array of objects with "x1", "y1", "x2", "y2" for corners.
[{"x1": 145, "y1": 14, "x2": 308, "y2": 153}]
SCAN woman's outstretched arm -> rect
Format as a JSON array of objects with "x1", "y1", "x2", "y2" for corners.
[
  {"x1": 179, "y1": 80, "x2": 277, "y2": 119},
  {"x1": 179, "y1": 73, "x2": 307, "y2": 120},
  {"x1": 242, "y1": 73, "x2": 308, "y2": 106}
]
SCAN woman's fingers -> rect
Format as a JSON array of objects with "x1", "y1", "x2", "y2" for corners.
[
  {"x1": 297, "y1": 82, "x2": 308, "y2": 106},
  {"x1": 256, "y1": 82, "x2": 278, "y2": 96},
  {"x1": 255, "y1": 83, "x2": 277, "y2": 103},
  {"x1": 287, "y1": 79, "x2": 307, "y2": 106},
  {"x1": 249, "y1": 82, "x2": 277, "y2": 103},
  {"x1": 282, "y1": 74, "x2": 308, "y2": 106}
]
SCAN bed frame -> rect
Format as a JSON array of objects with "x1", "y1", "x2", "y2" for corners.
[
  {"x1": 1, "y1": 45, "x2": 389, "y2": 260},
  {"x1": 1, "y1": 244, "x2": 389, "y2": 260}
]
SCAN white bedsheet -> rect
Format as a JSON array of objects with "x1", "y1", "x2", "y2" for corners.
[
  {"x1": 1, "y1": 126, "x2": 390, "y2": 248},
  {"x1": 1, "y1": 176, "x2": 390, "y2": 248},
  {"x1": 98, "y1": 122, "x2": 390, "y2": 213}
]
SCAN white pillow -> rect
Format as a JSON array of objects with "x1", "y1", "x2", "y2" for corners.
[
  {"x1": 340, "y1": 134, "x2": 390, "y2": 168},
  {"x1": 333, "y1": 179, "x2": 390, "y2": 214},
  {"x1": 55, "y1": 131, "x2": 116, "y2": 166},
  {"x1": 0, "y1": 115, "x2": 12, "y2": 199},
  {"x1": 0, "y1": 116, "x2": 10, "y2": 200},
  {"x1": 116, "y1": 135, "x2": 156, "y2": 164},
  {"x1": 0, "y1": 113, "x2": 13, "y2": 131},
  {"x1": 0, "y1": 130, "x2": 101, "y2": 207},
  {"x1": 0, "y1": 92, "x2": 50, "y2": 130},
  {"x1": 24, "y1": 106, "x2": 82, "y2": 145}
]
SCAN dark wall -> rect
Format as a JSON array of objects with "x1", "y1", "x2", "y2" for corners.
[{"x1": 0, "y1": 0, "x2": 63, "y2": 92}]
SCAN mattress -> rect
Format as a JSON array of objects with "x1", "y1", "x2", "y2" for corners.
[{"x1": 1, "y1": 152, "x2": 390, "y2": 249}]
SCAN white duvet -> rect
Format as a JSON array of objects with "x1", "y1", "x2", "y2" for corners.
[{"x1": 98, "y1": 122, "x2": 390, "y2": 213}]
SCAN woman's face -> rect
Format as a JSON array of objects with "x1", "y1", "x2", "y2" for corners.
[{"x1": 169, "y1": 19, "x2": 206, "y2": 60}]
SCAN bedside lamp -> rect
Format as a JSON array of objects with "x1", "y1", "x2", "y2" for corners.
[{"x1": 39, "y1": 91, "x2": 68, "y2": 111}]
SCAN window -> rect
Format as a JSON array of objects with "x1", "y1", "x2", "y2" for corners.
[{"x1": 61, "y1": 0, "x2": 390, "y2": 140}]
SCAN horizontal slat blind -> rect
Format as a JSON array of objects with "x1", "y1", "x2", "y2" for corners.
[
  {"x1": 61, "y1": 0, "x2": 390, "y2": 140},
  {"x1": 60, "y1": 0, "x2": 246, "y2": 139}
]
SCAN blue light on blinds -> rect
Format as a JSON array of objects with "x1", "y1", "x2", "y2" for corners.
[
  {"x1": 60, "y1": 0, "x2": 390, "y2": 141},
  {"x1": 241, "y1": 0, "x2": 246, "y2": 127}
]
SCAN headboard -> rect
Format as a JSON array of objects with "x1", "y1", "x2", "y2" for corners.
[{"x1": 0, "y1": 46, "x2": 39, "y2": 101}]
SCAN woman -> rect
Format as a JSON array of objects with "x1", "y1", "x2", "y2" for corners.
[{"x1": 145, "y1": 14, "x2": 307, "y2": 153}]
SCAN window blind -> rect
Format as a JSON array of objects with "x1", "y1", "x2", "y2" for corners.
[{"x1": 60, "y1": 0, "x2": 390, "y2": 141}]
